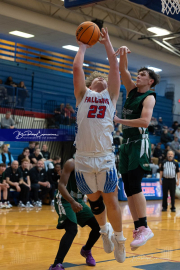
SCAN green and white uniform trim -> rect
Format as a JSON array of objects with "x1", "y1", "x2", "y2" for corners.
[
  {"x1": 54, "y1": 171, "x2": 93, "y2": 228},
  {"x1": 119, "y1": 88, "x2": 156, "y2": 174}
]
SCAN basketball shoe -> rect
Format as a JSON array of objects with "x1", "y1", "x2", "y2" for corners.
[
  {"x1": 100, "y1": 222, "x2": 114, "y2": 253},
  {"x1": 80, "y1": 246, "x2": 96, "y2": 266},
  {"x1": 130, "y1": 226, "x2": 154, "y2": 249},
  {"x1": 48, "y1": 264, "x2": 64, "y2": 270},
  {"x1": 111, "y1": 235, "x2": 126, "y2": 263}
]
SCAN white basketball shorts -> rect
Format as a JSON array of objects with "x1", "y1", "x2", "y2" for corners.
[{"x1": 75, "y1": 152, "x2": 118, "y2": 194}]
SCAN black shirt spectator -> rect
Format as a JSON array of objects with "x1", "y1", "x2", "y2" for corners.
[
  {"x1": 153, "y1": 144, "x2": 163, "y2": 159},
  {"x1": 48, "y1": 163, "x2": 61, "y2": 189},
  {"x1": 161, "y1": 129, "x2": 172, "y2": 145},
  {"x1": 19, "y1": 166, "x2": 29, "y2": 183},
  {"x1": 30, "y1": 149, "x2": 42, "y2": 164},
  {"x1": 18, "y1": 148, "x2": 30, "y2": 165},
  {"x1": 41, "y1": 144, "x2": 51, "y2": 160},
  {"x1": 172, "y1": 121, "x2": 179, "y2": 134},
  {"x1": 28, "y1": 142, "x2": 36, "y2": 155},
  {"x1": 5, "y1": 76, "x2": 17, "y2": 87},
  {"x1": 5, "y1": 166, "x2": 22, "y2": 182},
  {"x1": 29, "y1": 166, "x2": 48, "y2": 184}
]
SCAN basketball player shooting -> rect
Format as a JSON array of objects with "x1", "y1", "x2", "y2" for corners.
[
  {"x1": 114, "y1": 46, "x2": 160, "y2": 250},
  {"x1": 73, "y1": 27, "x2": 126, "y2": 263}
]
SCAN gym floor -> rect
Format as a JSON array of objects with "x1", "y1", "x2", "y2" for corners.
[{"x1": 0, "y1": 200, "x2": 180, "y2": 270}]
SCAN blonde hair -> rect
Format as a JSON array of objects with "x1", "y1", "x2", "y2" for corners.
[{"x1": 85, "y1": 71, "x2": 108, "y2": 88}]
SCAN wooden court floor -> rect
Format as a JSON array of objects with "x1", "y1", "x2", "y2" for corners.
[{"x1": 0, "y1": 200, "x2": 180, "y2": 270}]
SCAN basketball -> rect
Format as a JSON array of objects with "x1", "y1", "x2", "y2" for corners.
[{"x1": 76, "y1": 21, "x2": 100, "y2": 46}]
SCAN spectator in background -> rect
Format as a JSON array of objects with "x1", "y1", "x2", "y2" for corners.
[
  {"x1": 172, "y1": 121, "x2": 179, "y2": 134},
  {"x1": 5, "y1": 76, "x2": 17, "y2": 87},
  {"x1": 170, "y1": 136, "x2": 180, "y2": 161},
  {"x1": 151, "y1": 144, "x2": 158, "y2": 165},
  {"x1": 28, "y1": 141, "x2": 36, "y2": 155},
  {"x1": 0, "y1": 80, "x2": 8, "y2": 106},
  {"x1": 18, "y1": 148, "x2": 30, "y2": 166},
  {"x1": 1, "y1": 111, "x2": 15, "y2": 129},
  {"x1": 19, "y1": 159, "x2": 33, "y2": 207},
  {"x1": 174, "y1": 126, "x2": 180, "y2": 141},
  {"x1": 29, "y1": 148, "x2": 42, "y2": 165},
  {"x1": 160, "y1": 129, "x2": 172, "y2": 146},
  {"x1": 48, "y1": 156, "x2": 61, "y2": 169},
  {"x1": 17, "y1": 81, "x2": 29, "y2": 107},
  {"x1": 5, "y1": 161, "x2": 30, "y2": 207},
  {"x1": 153, "y1": 143, "x2": 163, "y2": 164},
  {"x1": 0, "y1": 144, "x2": 14, "y2": 166},
  {"x1": 29, "y1": 160, "x2": 53, "y2": 206},
  {"x1": 113, "y1": 130, "x2": 123, "y2": 146},
  {"x1": 0, "y1": 163, "x2": 10, "y2": 208},
  {"x1": 54, "y1": 103, "x2": 65, "y2": 125},
  {"x1": 41, "y1": 144, "x2": 52, "y2": 171}
]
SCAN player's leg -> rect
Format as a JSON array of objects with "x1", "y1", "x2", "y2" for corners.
[
  {"x1": 162, "y1": 178, "x2": 168, "y2": 210},
  {"x1": 128, "y1": 166, "x2": 154, "y2": 248},
  {"x1": 2, "y1": 184, "x2": 9, "y2": 208},
  {"x1": 50, "y1": 219, "x2": 78, "y2": 270},
  {"x1": 79, "y1": 206, "x2": 100, "y2": 266},
  {"x1": 102, "y1": 189, "x2": 126, "y2": 263},
  {"x1": 169, "y1": 179, "x2": 176, "y2": 211}
]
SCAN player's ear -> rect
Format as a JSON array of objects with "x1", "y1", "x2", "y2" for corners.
[{"x1": 149, "y1": 79, "x2": 154, "y2": 87}]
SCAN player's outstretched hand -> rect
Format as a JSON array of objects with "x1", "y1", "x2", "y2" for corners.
[
  {"x1": 76, "y1": 39, "x2": 92, "y2": 49},
  {"x1": 115, "y1": 46, "x2": 131, "y2": 56},
  {"x1": 99, "y1": 27, "x2": 110, "y2": 45},
  {"x1": 71, "y1": 200, "x2": 83, "y2": 213}
]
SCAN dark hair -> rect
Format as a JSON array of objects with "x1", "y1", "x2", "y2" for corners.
[
  {"x1": 35, "y1": 142, "x2": 40, "y2": 146},
  {"x1": 138, "y1": 67, "x2": 160, "y2": 88},
  {"x1": 29, "y1": 141, "x2": 35, "y2": 145},
  {"x1": 0, "y1": 163, "x2": 6, "y2": 167},
  {"x1": 53, "y1": 156, "x2": 61, "y2": 161},
  {"x1": 23, "y1": 147, "x2": 29, "y2": 153},
  {"x1": 54, "y1": 163, "x2": 61, "y2": 167}
]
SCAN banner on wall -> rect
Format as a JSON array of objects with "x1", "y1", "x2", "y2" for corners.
[
  {"x1": 119, "y1": 178, "x2": 162, "y2": 200},
  {"x1": 0, "y1": 129, "x2": 74, "y2": 141}
]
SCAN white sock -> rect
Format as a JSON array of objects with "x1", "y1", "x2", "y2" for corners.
[
  {"x1": 114, "y1": 231, "x2": 125, "y2": 241},
  {"x1": 100, "y1": 223, "x2": 109, "y2": 233}
]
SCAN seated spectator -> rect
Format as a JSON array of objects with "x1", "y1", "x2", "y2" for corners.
[
  {"x1": 19, "y1": 159, "x2": 33, "y2": 207},
  {"x1": 170, "y1": 136, "x2": 180, "y2": 161},
  {"x1": 1, "y1": 111, "x2": 15, "y2": 129},
  {"x1": 18, "y1": 148, "x2": 30, "y2": 166},
  {"x1": 0, "y1": 163, "x2": 10, "y2": 208},
  {"x1": 0, "y1": 80, "x2": 8, "y2": 105},
  {"x1": 5, "y1": 76, "x2": 17, "y2": 87},
  {"x1": 161, "y1": 128, "x2": 172, "y2": 146},
  {"x1": 54, "y1": 103, "x2": 65, "y2": 125},
  {"x1": 17, "y1": 81, "x2": 29, "y2": 107},
  {"x1": 29, "y1": 160, "x2": 54, "y2": 206},
  {"x1": 151, "y1": 144, "x2": 158, "y2": 165},
  {"x1": 41, "y1": 144, "x2": 52, "y2": 171},
  {"x1": 163, "y1": 145, "x2": 171, "y2": 161},
  {"x1": 48, "y1": 156, "x2": 61, "y2": 169},
  {"x1": 174, "y1": 126, "x2": 180, "y2": 141},
  {"x1": 28, "y1": 141, "x2": 36, "y2": 155},
  {"x1": 153, "y1": 143, "x2": 163, "y2": 163},
  {"x1": 64, "y1": 104, "x2": 75, "y2": 125},
  {"x1": 0, "y1": 144, "x2": 14, "y2": 166},
  {"x1": 172, "y1": 121, "x2": 179, "y2": 134},
  {"x1": 29, "y1": 148, "x2": 42, "y2": 165},
  {"x1": 35, "y1": 142, "x2": 43, "y2": 157},
  {"x1": 48, "y1": 163, "x2": 62, "y2": 191},
  {"x1": 5, "y1": 161, "x2": 30, "y2": 207}
]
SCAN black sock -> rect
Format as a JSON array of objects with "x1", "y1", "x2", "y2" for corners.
[
  {"x1": 139, "y1": 217, "x2": 147, "y2": 228},
  {"x1": 134, "y1": 220, "x2": 140, "y2": 230},
  {"x1": 4, "y1": 199, "x2": 7, "y2": 202}
]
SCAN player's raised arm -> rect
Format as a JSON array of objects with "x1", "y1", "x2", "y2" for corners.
[
  {"x1": 115, "y1": 46, "x2": 135, "y2": 95},
  {"x1": 99, "y1": 28, "x2": 120, "y2": 104},
  {"x1": 73, "y1": 42, "x2": 89, "y2": 106},
  {"x1": 114, "y1": 95, "x2": 155, "y2": 128}
]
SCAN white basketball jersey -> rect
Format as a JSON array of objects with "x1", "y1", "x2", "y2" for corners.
[{"x1": 74, "y1": 88, "x2": 115, "y2": 154}]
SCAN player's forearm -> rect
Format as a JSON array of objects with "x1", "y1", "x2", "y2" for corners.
[
  {"x1": 159, "y1": 171, "x2": 163, "y2": 181},
  {"x1": 105, "y1": 42, "x2": 118, "y2": 69},
  {"x1": 119, "y1": 53, "x2": 128, "y2": 73},
  {"x1": 73, "y1": 46, "x2": 86, "y2": 69},
  {"x1": 58, "y1": 183, "x2": 75, "y2": 204},
  {"x1": 114, "y1": 116, "x2": 149, "y2": 128}
]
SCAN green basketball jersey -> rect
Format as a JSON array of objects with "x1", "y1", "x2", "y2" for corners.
[
  {"x1": 122, "y1": 88, "x2": 156, "y2": 139},
  {"x1": 62, "y1": 171, "x2": 83, "y2": 203}
]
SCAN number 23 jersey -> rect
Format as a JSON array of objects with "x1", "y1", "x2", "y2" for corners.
[{"x1": 74, "y1": 88, "x2": 116, "y2": 154}]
